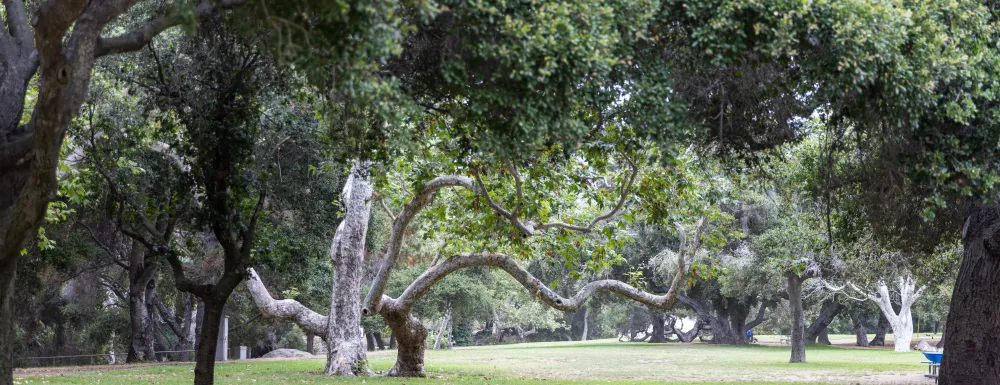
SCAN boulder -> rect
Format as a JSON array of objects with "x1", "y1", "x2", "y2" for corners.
[
  {"x1": 914, "y1": 338, "x2": 939, "y2": 352},
  {"x1": 262, "y1": 348, "x2": 314, "y2": 359}
]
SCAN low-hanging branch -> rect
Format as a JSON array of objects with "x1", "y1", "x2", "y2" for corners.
[
  {"x1": 373, "y1": 219, "x2": 704, "y2": 316},
  {"x1": 245, "y1": 268, "x2": 328, "y2": 337}
]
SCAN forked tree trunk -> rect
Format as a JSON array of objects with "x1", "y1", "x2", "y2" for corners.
[
  {"x1": 383, "y1": 311, "x2": 427, "y2": 377},
  {"x1": 787, "y1": 273, "x2": 808, "y2": 363},
  {"x1": 861, "y1": 277, "x2": 922, "y2": 352},
  {"x1": 940, "y1": 203, "x2": 1000, "y2": 385},
  {"x1": 323, "y1": 169, "x2": 373, "y2": 376}
]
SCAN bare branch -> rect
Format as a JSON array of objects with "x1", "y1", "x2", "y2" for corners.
[
  {"x1": 373, "y1": 191, "x2": 397, "y2": 222},
  {"x1": 245, "y1": 268, "x2": 328, "y2": 336},
  {"x1": 505, "y1": 160, "x2": 524, "y2": 216}
]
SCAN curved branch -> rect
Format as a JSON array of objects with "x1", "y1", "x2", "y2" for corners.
[
  {"x1": 363, "y1": 175, "x2": 476, "y2": 314},
  {"x1": 95, "y1": 0, "x2": 247, "y2": 57},
  {"x1": 385, "y1": 251, "x2": 685, "y2": 314},
  {"x1": 245, "y1": 268, "x2": 328, "y2": 337},
  {"x1": 381, "y1": 219, "x2": 703, "y2": 314}
]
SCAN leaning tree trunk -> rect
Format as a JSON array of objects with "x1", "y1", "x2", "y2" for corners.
[
  {"x1": 580, "y1": 307, "x2": 589, "y2": 341},
  {"x1": 324, "y1": 169, "x2": 373, "y2": 376},
  {"x1": 805, "y1": 297, "x2": 841, "y2": 345},
  {"x1": 787, "y1": 273, "x2": 808, "y2": 363},
  {"x1": 939, "y1": 203, "x2": 1000, "y2": 385}
]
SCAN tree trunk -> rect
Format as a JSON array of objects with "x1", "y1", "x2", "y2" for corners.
[
  {"x1": 374, "y1": 332, "x2": 386, "y2": 350},
  {"x1": 940, "y1": 203, "x2": 1000, "y2": 385},
  {"x1": 870, "y1": 314, "x2": 888, "y2": 346},
  {"x1": 389, "y1": 331, "x2": 396, "y2": 349},
  {"x1": 383, "y1": 311, "x2": 427, "y2": 377},
  {"x1": 648, "y1": 313, "x2": 666, "y2": 343},
  {"x1": 174, "y1": 296, "x2": 194, "y2": 361},
  {"x1": 193, "y1": 300, "x2": 225, "y2": 385},
  {"x1": 445, "y1": 321, "x2": 454, "y2": 349},
  {"x1": 433, "y1": 308, "x2": 451, "y2": 349},
  {"x1": 0, "y1": 255, "x2": 18, "y2": 385},
  {"x1": 306, "y1": 333, "x2": 315, "y2": 354},
  {"x1": 324, "y1": 169, "x2": 373, "y2": 376},
  {"x1": 787, "y1": 274, "x2": 807, "y2": 363},
  {"x1": 581, "y1": 307, "x2": 589, "y2": 341},
  {"x1": 851, "y1": 312, "x2": 870, "y2": 347},
  {"x1": 195, "y1": 300, "x2": 209, "y2": 359},
  {"x1": 818, "y1": 329, "x2": 831, "y2": 345},
  {"x1": 366, "y1": 333, "x2": 376, "y2": 352},
  {"x1": 127, "y1": 271, "x2": 158, "y2": 362},
  {"x1": 805, "y1": 298, "x2": 841, "y2": 345}
]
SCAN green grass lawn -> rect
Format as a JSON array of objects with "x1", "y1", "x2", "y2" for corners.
[{"x1": 14, "y1": 338, "x2": 936, "y2": 385}]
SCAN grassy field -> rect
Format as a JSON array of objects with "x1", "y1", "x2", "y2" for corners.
[{"x1": 14, "y1": 337, "x2": 938, "y2": 385}]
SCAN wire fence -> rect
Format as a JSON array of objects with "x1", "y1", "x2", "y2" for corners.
[{"x1": 19, "y1": 347, "x2": 257, "y2": 368}]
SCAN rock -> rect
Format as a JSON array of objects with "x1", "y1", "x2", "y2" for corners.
[
  {"x1": 914, "y1": 338, "x2": 939, "y2": 352},
  {"x1": 262, "y1": 348, "x2": 314, "y2": 359}
]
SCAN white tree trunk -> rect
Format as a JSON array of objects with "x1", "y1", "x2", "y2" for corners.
[{"x1": 866, "y1": 276, "x2": 924, "y2": 353}]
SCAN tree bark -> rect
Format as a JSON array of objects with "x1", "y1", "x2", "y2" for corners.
[
  {"x1": 127, "y1": 276, "x2": 157, "y2": 362},
  {"x1": 581, "y1": 307, "x2": 589, "y2": 341},
  {"x1": 940, "y1": 203, "x2": 1000, "y2": 385},
  {"x1": 382, "y1": 311, "x2": 427, "y2": 377},
  {"x1": 366, "y1": 333, "x2": 376, "y2": 352},
  {"x1": 870, "y1": 314, "x2": 888, "y2": 346},
  {"x1": 648, "y1": 312, "x2": 666, "y2": 343},
  {"x1": 243, "y1": 167, "x2": 372, "y2": 376},
  {"x1": 851, "y1": 311, "x2": 869, "y2": 347},
  {"x1": 324, "y1": 168, "x2": 373, "y2": 376},
  {"x1": 805, "y1": 297, "x2": 841, "y2": 345},
  {"x1": 787, "y1": 273, "x2": 809, "y2": 363},
  {"x1": 193, "y1": 300, "x2": 225, "y2": 385},
  {"x1": 0, "y1": 255, "x2": 17, "y2": 385},
  {"x1": 306, "y1": 333, "x2": 315, "y2": 354}
]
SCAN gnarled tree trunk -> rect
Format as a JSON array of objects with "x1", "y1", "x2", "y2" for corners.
[
  {"x1": 940, "y1": 203, "x2": 1000, "y2": 385},
  {"x1": 323, "y1": 169, "x2": 373, "y2": 376},
  {"x1": 870, "y1": 314, "x2": 888, "y2": 346},
  {"x1": 382, "y1": 311, "x2": 427, "y2": 377},
  {"x1": 805, "y1": 297, "x2": 841, "y2": 345}
]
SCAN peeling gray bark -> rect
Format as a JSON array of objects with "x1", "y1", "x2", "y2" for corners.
[
  {"x1": 245, "y1": 167, "x2": 373, "y2": 376},
  {"x1": 324, "y1": 169, "x2": 373, "y2": 376}
]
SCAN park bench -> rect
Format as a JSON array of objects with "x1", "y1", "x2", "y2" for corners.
[{"x1": 922, "y1": 352, "x2": 942, "y2": 383}]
